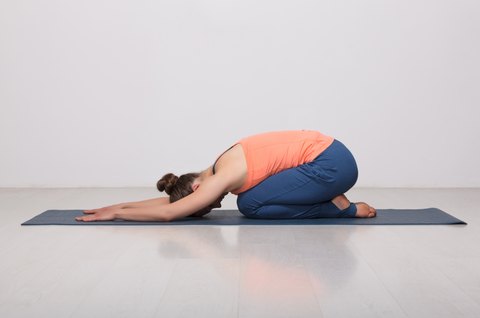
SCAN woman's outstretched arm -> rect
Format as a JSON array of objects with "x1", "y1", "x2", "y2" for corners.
[
  {"x1": 76, "y1": 174, "x2": 230, "y2": 222},
  {"x1": 77, "y1": 197, "x2": 170, "y2": 222},
  {"x1": 120, "y1": 197, "x2": 171, "y2": 208},
  {"x1": 76, "y1": 204, "x2": 172, "y2": 222},
  {"x1": 84, "y1": 197, "x2": 170, "y2": 212}
]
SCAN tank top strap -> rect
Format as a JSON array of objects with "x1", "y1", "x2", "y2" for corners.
[{"x1": 212, "y1": 145, "x2": 234, "y2": 174}]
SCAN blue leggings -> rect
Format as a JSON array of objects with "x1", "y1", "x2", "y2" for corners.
[{"x1": 236, "y1": 140, "x2": 358, "y2": 219}]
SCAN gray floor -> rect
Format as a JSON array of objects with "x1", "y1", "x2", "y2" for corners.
[{"x1": 0, "y1": 188, "x2": 479, "y2": 318}]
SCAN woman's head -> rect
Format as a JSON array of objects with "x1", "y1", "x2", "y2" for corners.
[{"x1": 157, "y1": 172, "x2": 200, "y2": 203}]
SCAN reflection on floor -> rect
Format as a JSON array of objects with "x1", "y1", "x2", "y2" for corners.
[{"x1": 0, "y1": 188, "x2": 479, "y2": 317}]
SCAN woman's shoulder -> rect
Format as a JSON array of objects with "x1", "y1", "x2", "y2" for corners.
[{"x1": 212, "y1": 144, "x2": 248, "y2": 192}]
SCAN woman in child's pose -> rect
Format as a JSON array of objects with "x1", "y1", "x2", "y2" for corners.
[{"x1": 76, "y1": 130, "x2": 376, "y2": 222}]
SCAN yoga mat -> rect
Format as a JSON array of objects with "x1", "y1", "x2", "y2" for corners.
[{"x1": 21, "y1": 208, "x2": 466, "y2": 226}]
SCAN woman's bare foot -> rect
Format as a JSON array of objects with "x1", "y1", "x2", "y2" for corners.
[
  {"x1": 354, "y1": 202, "x2": 377, "y2": 218},
  {"x1": 332, "y1": 194, "x2": 377, "y2": 218}
]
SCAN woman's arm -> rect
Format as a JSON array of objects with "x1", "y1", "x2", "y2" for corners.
[
  {"x1": 76, "y1": 204, "x2": 170, "y2": 222},
  {"x1": 77, "y1": 197, "x2": 170, "y2": 221},
  {"x1": 76, "y1": 174, "x2": 230, "y2": 222},
  {"x1": 115, "y1": 197, "x2": 170, "y2": 209}
]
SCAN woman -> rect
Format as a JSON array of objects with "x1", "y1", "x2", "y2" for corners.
[{"x1": 76, "y1": 130, "x2": 376, "y2": 222}]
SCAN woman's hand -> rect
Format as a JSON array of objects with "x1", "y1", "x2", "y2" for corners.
[{"x1": 76, "y1": 206, "x2": 119, "y2": 222}]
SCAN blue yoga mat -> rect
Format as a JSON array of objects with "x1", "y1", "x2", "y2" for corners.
[{"x1": 21, "y1": 208, "x2": 466, "y2": 226}]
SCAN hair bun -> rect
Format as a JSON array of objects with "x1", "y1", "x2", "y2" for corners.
[{"x1": 157, "y1": 173, "x2": 178, "y2": 195}]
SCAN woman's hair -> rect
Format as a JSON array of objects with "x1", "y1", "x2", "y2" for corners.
[{"x1": 157, "y1": 172, "x2": 200, "y2": 203}]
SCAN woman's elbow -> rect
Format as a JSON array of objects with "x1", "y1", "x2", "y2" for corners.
[
  {"x1": 159, "y1": 212, "x2": 176, "y2": 222},
  {"x1": 161, "y1": 216, "x2": 174, "y2": 222},
  {"x1": 149, "y1": 207, "x2": 174, "y2": 222}
]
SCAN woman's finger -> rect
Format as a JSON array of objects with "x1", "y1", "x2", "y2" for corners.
[
  {"x1": 76, "y1": 215, "x2": 96, "y2": 222},
  {"x1": 76, "y1": 207, "x2": 116, "y2": 222}
]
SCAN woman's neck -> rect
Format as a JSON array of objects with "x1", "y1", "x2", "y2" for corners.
[{"x1": 199, "y1": 167, "x2": 213, "y2": 180}]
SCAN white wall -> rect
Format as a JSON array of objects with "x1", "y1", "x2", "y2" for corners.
[{"x1": 1, "y1": 0, "x2": 479, "y2": 188}]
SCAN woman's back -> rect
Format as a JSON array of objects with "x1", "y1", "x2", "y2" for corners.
[{"x1": 214, "y1": 130, "x2": 334, "y2": 195}]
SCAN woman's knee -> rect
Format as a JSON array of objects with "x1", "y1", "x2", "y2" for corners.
[{"x1": 236, "y1": 194, "x2": 260, "y2": 218}]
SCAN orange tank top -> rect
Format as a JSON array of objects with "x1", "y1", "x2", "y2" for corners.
[{"x1": 230, "y1": 130, "x2": 334, "y2": 195}]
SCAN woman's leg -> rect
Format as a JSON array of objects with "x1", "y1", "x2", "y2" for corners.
[{"x1": 236, "y1": 140, "x2": 358, "y2": 219}]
